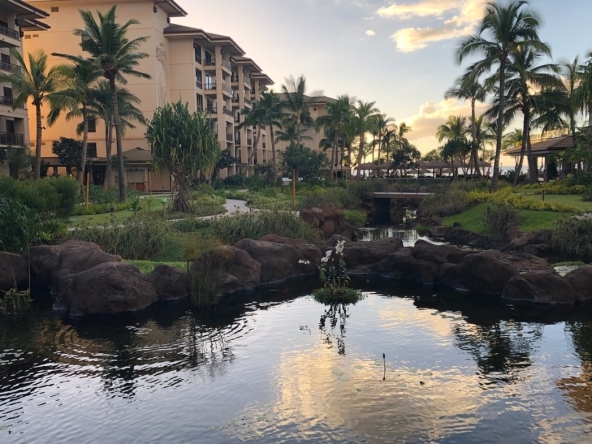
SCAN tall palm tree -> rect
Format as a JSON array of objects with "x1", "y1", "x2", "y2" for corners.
[
  {"x1": 75, "y1": 6, "x2": 151, "y2": 202},
  {"x1": 352, "y1": 100, "x2": 379, "y2": 178},
  {"x1": 47, "y1": 57, "x2": 103, "y2": 187},
  {"x1": 471, "y1": 115, "x2": 496, "y2": 175},
  {"x1": 238, "y1": 102, "x2": 266, "y2": 177},
  {"x1": 578, "y1": 52, "x2": 592, "y2": 128},
  {"x1": 0, "y1": 50, "x2": 64, "y2": 179},
  {"x1": 456, "y1": 0, "x2": 548, "y2": 191},
  {"x1": 559, "y1": 56, "x2": 583, "y2": 145},
  {"x1": 316, "y1": 95, "x2": 354, "y2": 178},
  {"x1": 257, "y1": 91, "x2": 283, "y2": 174},
  {"x1": 445, "y1": 75, "x2": 488, "y2": 177},
  {"x1": 280, "y1": 75, "x2": 320, "y2": 143},
  {"x1": 371, "y1": 113, "x2": 395, "y2": 166},
  {"x1": 274, "y1": 119, "x2": 312, "y2": 145},
  {"x1": 437, "y1": 115, "x2": 470, "y2": 175}
]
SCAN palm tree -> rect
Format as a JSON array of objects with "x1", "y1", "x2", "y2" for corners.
[
  {"x1": 280, "y1": 75, "x2": 320, "y2": 143},
  {"x1": 257, "y1": 91, "x2": 283, "y2": 174},
  {"x1": 86, "y1": 80, "x2": 145, "y2": 189},
  {"x1": 559, "y1": 56, "x2": 583, "y2": 145},
  {"x1": 445, "y1": 75, "x2": 488, "y2": 177},
  {"x1": 75, "y1": 6, "x2": 151, "y2": 202},
  {"x1": 238, "y1": 102, "x2": 266, "y2": 177},
  {"x1": 352, "y1": 100, "x2": 379, "y2": 178},
  {"x1": 471, "y1": 115, "x2": 496, "y2": 175},
  {"x1": 503, "y1": 128, "x2": 523, "y2": 151},
  {"x1": 275, "y1": 119, "x2": 312, "y2": 145},
  {"x1": 316, "y1": 95, "x2": 354, "y2": 178},
  {"x1": 578, "y1": 52, "x2": 592, "y2": 128},
  {"x1": 456, "y1": 0, "x2": 548, "y2": 191},
  {"x1": 0, "y1": 50, "x2": 64, "y2": 179},
  {"x1": 47, "y1": 57, "x2": 102, "y2": 187},
  {"x1": 437, "y1": 115, "x2": 470, "y2": 176},
  {"x1": 371, "y1": 114, "x2": 395, "y2": 166}
]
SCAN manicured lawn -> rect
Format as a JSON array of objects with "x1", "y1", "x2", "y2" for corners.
[
  {"x1": 516, "y1": 191, "x2": 592, "y2": 212},
  {"x1": 442, "y1": 202, "x2": 567, "y2": 234}
]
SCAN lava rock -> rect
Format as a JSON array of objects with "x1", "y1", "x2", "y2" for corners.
[
  {"x1": 0, "y1": 252, "x2": 29, "y2": 292},
  {"x1": 565, "y1": 266, "x2": 592, "y2": 303},
  {"x1": 148, "y1": 264, "x2": 189, "y2": 301},
  {"x1": 456, "y1": 251, "x2": 519, "y2": 294},
  {"x1": 502, "y1": 272, "x2": 577, "y2": 305}
]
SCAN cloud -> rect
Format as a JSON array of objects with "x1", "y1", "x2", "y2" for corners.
[
  {"x1": 400, "y1": 98, "x2": 489, "y2": 151},
  {"x1": 365, "y1": 29, "x2": 376, "y2": 36},
  {"x1": 377, "y1": 0, "x2": 487, "y2": 52}
]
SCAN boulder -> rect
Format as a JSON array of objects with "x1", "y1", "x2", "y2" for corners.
[
  {"x1": 429, "y1": 225, "x2": 451, "y2": 238},
  {"x1": 565, "y1": 266, "x2": 592, "y2": 303},
  {"x1": 322, "y1": 220, "x2": 336, "y2": 238},
  {"x1": 317, "y1": 203, "x2": 342, "y2": 219},
  {"x1": 322, "y1": 237, "x2": 403, "y2": 271},
  {"x1": 503, "y1": 253, "x2": 555, "y2": 273},
  {"x1": 234, "y1": 239, "x2": 315, "y2": 283},
  {"x1": 0, "y1": 252, "x2": 28, "y2": 292},
  {"x1": 455, "y1": 251, "x2": 519, "y2": 294},
  {"x1": 504, "y1": 230, "x2": 553, "y2": 253},
  {"x1": 413, "y1": 240, "x2": 477, "y2": 265},
  {"x1": 437, "y1": 263, "x2": 460, "y2": 289},
  {"x1": 26, "y1": 241, "x2": 121, "y2": 294},
  {"x1": 193, "y1": 246, "x2": 261, "y2": 295},
  {"x1": 502, "y1": 272, "x2": 577, "y2": 305},
  {"x1": 258, "y1": 235, "x2": 322, "y2": 265},
  {"x1": 368, "y1": 252, "x2": 439, "y2": 284},
  {"x1": 299, "y1": 209, "x2": 320, "y2": 228},
  {"x1": 55, "y1": 262, "x2": 158, "y2": 317},
  {"x1": 300, "y1": 204, "x2": 357, "y2": 239},
  {"x1": 524, "y1": 244, "x2": 553, "y2": 258},
  {"x1": 148, "y1": 264, "x2": 189, "y2": 301}
]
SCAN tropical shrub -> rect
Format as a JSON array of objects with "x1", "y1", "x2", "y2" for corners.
[
  {"x1": 72, "y1": 202, "x2": 129, "y2": 216},
  {"x1": 87, "y1": 184, "x2": 139, "y2": 204},
  {"x1": 342, "y1": 209, "x2": 367, "y2": 228},
  {"x1": 469, "y1": 188, "x2": 576, "y2": 212},
  {"x1": 583, "y1": 187, "x2": 592, "y2": 202},
  {"x1": 419, "y1": 188, "x2": 470, "y2": 218},
  {"x1": 0, "y1": 197, "x2": 40, "y2": 253},
  {"x1": 169, "y1": 218, "x2": 211, "y2": 233},
  {"x1": 552, "y1": 218, "x2": 592, "y2": 261},
  {"x1": 484, "y1": 204, "x2": 521, "y2": 236}
]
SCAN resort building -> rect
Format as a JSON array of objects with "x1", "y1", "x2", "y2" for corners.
[
  {"x1": 23, "y1": 0, "x2": 273, "y2": 190},
  {"x1": 0, "y1": 0, "x2": 48, "y2": 176}
]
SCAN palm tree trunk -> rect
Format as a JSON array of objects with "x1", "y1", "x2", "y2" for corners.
[
  {"x1": 513, "y1": 116, "x2": 528, "y2": 188},
  {"x1": 525, "y1": 109, "x2": 537, "y2": 184},
  {"x1": 247, "y1": 126, "x2": 260, "y2": 177},
  {"x1": 78, "y1": 105, "x2": 89, "y2": 188},
  {"x1": 34, "y1": 103, "x2": 42, "y2": 180},
  {"x1": 109, "y1": 78, "x2": 126, "y2": 202},
  {"x1": 270, "y1": 124, "x2": 277, "y2": 176},
  {"x1": 471, "y1": 99, "x2": 482, "y2": 179},
  {"x1": 104, "y1": 122, "x2": 112, "y2": 190},
  {"x1": 332, "y1": 131, "x2": 339, "y2": 180},
  {"x1": 356, "y1": 135, "x2": 364, "y2": 179},
  {"x1": 491, "y1": 57, "x2": 506, "y2": 192}
]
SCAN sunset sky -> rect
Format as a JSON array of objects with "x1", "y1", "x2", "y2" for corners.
[{"x1": 175, "y1": 0, "x2": 592, "y2": 164}]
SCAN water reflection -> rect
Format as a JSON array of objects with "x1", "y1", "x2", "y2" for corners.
[
  {"x1": 319, "y1": 303, "x2": 350, "y2": 355},
  {"x1": 359, "y1": 225, "x2": 445, "y2": 247}
]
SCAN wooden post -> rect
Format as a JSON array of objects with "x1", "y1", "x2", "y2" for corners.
[{"x1": 292, "y1": 169, "x2": 296, "y2": 208}]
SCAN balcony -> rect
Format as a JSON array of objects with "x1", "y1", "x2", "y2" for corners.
[
  {"x1": 221, "y1": 59, "x2": 232, "y2": 71},
  {"x1": 222, "y1": 107, "x2": 233, "y2": 117},
  {"x1": 0, "y1": 25, "x2": 19, "y2": 41},
  {"x1": 0, "y1": 60, "x2": 20, "y2": 73},
  {"x1": 196, "y1": 80, "x2": 203, "y2": 89},
  {"x1": 244, "y1": 78, "x2": 252, "y2": 89},
  {"x1": 0, "y1": 132, "x2": 24, "y2": 146},
  {"x1": 226, "y1": 133, "x2": 233, "y2": 142},
  {"x1": 222, "y1": 83, "x2": 233, "y2": 95},
  {"x1": 195, "y1": 55, "x2": 202, "y2": 64},
  {"x1": 262, "y1": 143, "x2": 267, "y2": 150},
  {"x1": 206, "y1": 106, "x2": 217, "y2": 114},
  {"x1": 234, "y1": 115, "x2": 240, "y2": 123},
  {"x1": 235, "y1": 137, "x2": 241, "y2": 145},
  {"x1": 245, "y1": 98, "x2": 252, "y2": 105},
  {"x1": 247, "y1": 138, "x2": 252, "y2": 147},
  {"x1": 0, "y1": 96, "x2": 15, "y2": 106}
]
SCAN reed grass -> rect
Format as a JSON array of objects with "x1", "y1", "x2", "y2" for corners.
[{"x1": 552, "y1": 218, "x2": 592, "y2": 261}]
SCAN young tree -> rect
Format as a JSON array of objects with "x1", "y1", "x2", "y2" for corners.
[
  {"x1": 211, "y1": 149, "x2": 238, "y2": 182},
  {"x1": 146, "y1": 101, "x2": 220, "y2": 213},
  {"x1": 0, "y1": 50, "x2": 64, "y2": 179},
  {"x1": 51, "y1": 137, "x2": 97, "y2": 176},
  {"x1": 76, "y1": 6, "x2": 151, "y2": 202},
  {"x1": 456, "y1": 0, "x2": 547, "y2": 191}
]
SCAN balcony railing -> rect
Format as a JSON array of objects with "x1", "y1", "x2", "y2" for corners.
[
  {"x1": 0, "y1": 132, "x2": 24, "y2": 146},
  {"x1": 244, "y1": 78, "x2": 252, "y2": 88},
  {"x1": 231, "y1": 76, "x2": 238, "y2": 83},
  {"x1": 232, "y1": 96, "x2": 239, "y2": 102},
  {"x1": 204, "y1": 59, "x2": 215, "y2": 67},
  {"x1": 204, "y1": 82, "x2": 216, "y2": 90},
  {"x1": 234, "y1": 115, "x2": 240, "y2": 123},
  {"x1": 206, "y1": 106, "x2": 217, "y2": 113},
  {"x1": 222, "y1": 83, "x2": 233, "y2": 95},
  {"x1": 0, "y1": 60, "x2": 21, "y2": 73},
  {"x1": 226, "y1": 133, "x2": 233, "y2": 142},
  {"x1": 222, "y1": 107, "x2": 233, "y2": 117},
  {"x1": 197, "y1": 105, "x2": 204, "y2": 112},
  {"x1": 247, "y1": 138, "x2": 253, "y2": 146},
  {"x1": 196, "y1": 80, "x2": 203, "y2": 89},
  {"x1": 244, "y1": 98, "x2": 252, "y2": 106},
  {"x1": 221, "y1": 59, "x2": 232, "y2": 71},
  {"x1": 0, "y1": 25, "x2": 19, "y2": 40},
  {"x1": 0, "y1": 96, "x2": 15, "y2": 106},
  {"x1": 235, "y1": 137, "x2": 241, "y2": 145},
  {"x1": 195, "y1": 55, "x2": 202, "y2": 64}
]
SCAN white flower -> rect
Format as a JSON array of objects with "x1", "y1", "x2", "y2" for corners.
[
  {"x1": 321, "y1": 256, "x2": 329, "y2": 264},
  {"x1": 299, "y1": 259, "x2": 311, "y2": 265},
  {"x1": 324, "y1": 250, "x2": 332, "y2": 258}
]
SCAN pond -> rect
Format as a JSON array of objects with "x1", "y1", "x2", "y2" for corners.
[{"x1": 2, "y1": 282, "x2": 592, "y2": 443}]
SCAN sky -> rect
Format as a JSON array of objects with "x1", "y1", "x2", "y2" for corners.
[{"x1": 174, "y1": 0, "x2": 592, "y2": 165}]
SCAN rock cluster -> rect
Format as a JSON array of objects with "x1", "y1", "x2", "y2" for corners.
[{"x1": 300, "y1": 204, "x2": 357, "y2": 239}]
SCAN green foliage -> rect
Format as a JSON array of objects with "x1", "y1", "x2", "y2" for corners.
[
  {"x1": 73, "y1": 201, "x2": 129, "y2": 216},
  {"x1": 0, "y1": 176, "x2": 78, "y2": 218},
  {"x1": 520, "y1": 183, "x2": 587, "y2": 195},
  {"x1": 419, "y1": 188, "x2": 470, "y2": 218},
  {"x1": 51, "y1": 137, "x2": 96, "y2": 173},
  {"x1": 552, "y1": 218, "x2": 592, "y2": 261},
  {"x1": 0, "y1": 197, "x2": 40, "y2": 253},
  {"x1": 312, "y1": 287, "x2": 363, "y2": 305},
  {"x1": 469, "y1": 188, "x2": 577, "y2": 212},
  {"x1": 583, "y1": 187, "x2": 592, "y2": 202},
  {"x1": 0, "y1": 288, "x2": 32, "y2": 315},
  {"x1": 169, "y1": 218, "x2": 211, "y2": 232},
  {"x1": 87, "y1": 184, "x2": 139, "y2": 204},
  {"x1": 124, "y1": 260, "x2": 186, "y2": 275},
  {"x1": 207, "y1": 209, "x2": 321, "y2": 245},
  {"x1": 484, "y1": 204, "x2": 521, "y2": 235},
  {"x1": 128, "y1": 195, "x2": 143, "y2": 215},
  {"x1": 342, "y1": 209, "x2": 367, "y2": 228},
  {"x1": 280, "y1": 143, "x2": 329, "y2": 180},
  {"x1": 68, "y1": 218, "x2": 168, "y2": 260}
]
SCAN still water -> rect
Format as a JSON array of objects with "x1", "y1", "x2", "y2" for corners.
[{"x1": 2, "y1": 283, "x2": 592, "y2": 443}]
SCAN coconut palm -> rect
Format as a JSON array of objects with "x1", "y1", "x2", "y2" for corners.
[
  {"x1": 316, "y1": 95, "x2": 354, "y2": 178},
  {"x1": 0, "y1": 50, "x2": 64, "y2": 179},
  {"x1": 558, "y1": 56, "x2": 584, "y2": 145},
  {"x1": 371, "y1": 114, "x2": 395, "y2": 166},
  {"x1": 280, "y1": 75, "x2": 321, "y2": 143},
  {"x1": 257, "y1": 91, "x2": 284, "y2": 174},
  {"x1": 352, "y1": 101, "x2": 379, "y2": 178},
  {"x1": 437, "y1": 115, "x2": 470, "y2": 175},
  {"x1": 275, "y1": 119, "x2": 312, "y2": 145},
  {"x1": 578, "y1": 52, "x2": 592, "y2": 128},
  {"x1": 456, "y1": 0, "x2": 548, "y2": 191},
  {"x1": 75, "y1": 6, "x2": 151, "y2": 202},
  {"x1": 46, "y1": 56, "x2": 103, "y2": 187},
  {"x1": 86, "y1": 80, "x2": 144, "y2": 189},
  {"x1": 445, "y1": 75, "x2": 488, "y2": 177}
]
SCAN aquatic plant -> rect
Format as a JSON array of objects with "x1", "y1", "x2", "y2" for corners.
[{"x1": 0, "y1": 287, "x2": 32, "y2": 315}]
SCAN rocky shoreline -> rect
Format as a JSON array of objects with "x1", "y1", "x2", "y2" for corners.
[{"x1": 1, "y1": 232, "x2": 591, "y2": 318}]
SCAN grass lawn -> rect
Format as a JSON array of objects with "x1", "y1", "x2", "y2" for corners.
[
  {"x1": 152, "y1": 229, "x2": 221, "y2": 263},
  {"x1": 125, "y1": 259, "x2": 186, "y2": 274},
  {"x1": 516, "y1": 191, "x2": 592, "y2": 212},
  {"x1": 442, "y1": 202, "x2": 567, "y2": 234}
]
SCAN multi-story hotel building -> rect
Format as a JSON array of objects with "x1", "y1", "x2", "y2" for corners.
[
  {"x1": 0, "y1": 0, "x2": 48, "y2": 176},
  {"x1": 24, "y1": 0, "x2": 273, "y2": 190}
]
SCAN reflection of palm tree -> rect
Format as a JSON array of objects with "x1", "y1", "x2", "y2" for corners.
[
  {"x1": 319, "y1": 303, "x2": 350, "y2": 356},
  {"x1": 452, "y1": 321, "x2": 543, "y2": 381},
  {"x1": 558, "y1": 322, "x2": 592, "y2": 413}
]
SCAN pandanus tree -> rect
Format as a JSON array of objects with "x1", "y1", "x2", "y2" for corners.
[
  {"x1": 46, "y1": 57, "x2": 103, "y2": 187},
  {"x1": 0, "y1": 50, "x2": 63, "y2": 179},
  {"x1": 146, "y1": 101, "x2": 219, "y2": 213},
  {"x1": 75, "y1": 6, "x2": 150, "y2": 202},
  {"x1": 352, "y1": 100, "x2": 380, "y2": 178},
  {"x1": 456, "y1": 0, "x2": 547, "y2": 191},
  {"x1": 445, "y1": 75, "x2": 488, "y2": 178}
]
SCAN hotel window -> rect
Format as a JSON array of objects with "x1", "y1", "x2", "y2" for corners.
[
  {"x1": 87, "y1": 143, "x2": 97, "y2": 158},
  {"x1": 204, "y1": 51, "x2": 213, "y2": 65},
  {"x1": 196, "y1": 94, "x2": 203, "y2": 112},
  {"x1": 88, "y1": 118, "x2": 96, "y2": 133},
  {"x1": 195, "y1": 69, "x2": 202, "y2": 88},
  {"x1": 194, "y1": 42, "x2": 202, "y2": 64}
]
